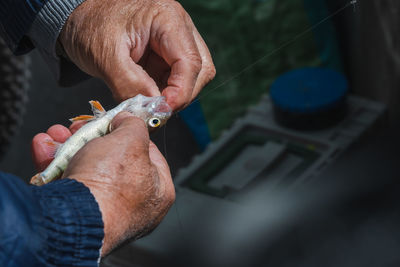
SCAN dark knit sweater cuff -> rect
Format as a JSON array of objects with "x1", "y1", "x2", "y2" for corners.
[
  {"x1": 32, "y1": 178, "x2": 104, "y2": 266},
  {"x1": 28, "y1": 0, "x2": 86, "y2": 55},
  {"x1": 27, "y1": 0, "x2": 86, "y2": 80}
]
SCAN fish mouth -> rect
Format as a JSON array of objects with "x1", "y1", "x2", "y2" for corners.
[
  {"x1": 139, "y1": 95, "x2": 172, "y2": 119},
  {"x1": 153, "y1": 97, "x2": 172, "y2": 116}
]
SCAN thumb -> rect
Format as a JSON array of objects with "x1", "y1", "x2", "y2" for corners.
[
  {"x1": 108, "y1": 112, "x2": 149, "y2": 151},
  {"x1": 109, "y1": 111, "x2": 138, "y2": 130},
  {"x1": 103, "y1": 48, "x2": 161, "y2": 102}
]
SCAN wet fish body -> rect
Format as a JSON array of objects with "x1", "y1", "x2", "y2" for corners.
[{"x1": 31, "y1": 94, "x2": 171, "y2": 186}]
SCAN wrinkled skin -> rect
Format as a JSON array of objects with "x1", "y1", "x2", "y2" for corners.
[
  {"x1": 59, "y1": 0, "x2": 216, "y2": 110},
  {"x1": 32, "y1": 0, "x2": 216, "y2": 256},
  {"x1": 31, "y1": 112, "x2": 175, "y2": 255}
]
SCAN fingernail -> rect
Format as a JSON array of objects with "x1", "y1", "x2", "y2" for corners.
[{"x1": 162, "y1": 91, "x2": 181, "y2": 111}]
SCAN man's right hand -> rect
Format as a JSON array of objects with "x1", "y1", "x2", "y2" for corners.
[
  {"x1": 59, "y1": 0, "x2": 216, "y2": 111},
  {"x1": 31, "y1": 112, "x2": 175, "y2": 256}
]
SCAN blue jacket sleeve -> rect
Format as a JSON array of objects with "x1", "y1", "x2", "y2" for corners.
[{"x1": 0, "y1": 172, "x2": 104, "y2": 267}]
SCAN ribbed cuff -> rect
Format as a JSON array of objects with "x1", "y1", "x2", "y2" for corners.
[
  {"x1": 27, "y1": 0, "x2": 86, "y2": 80},
  {"x1": 32, "y1": 178, "x2": 104, "y2": 267}
]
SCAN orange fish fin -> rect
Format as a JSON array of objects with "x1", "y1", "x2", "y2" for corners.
[
  {"x1": 69, "y1": 115, "x2": 95, "y2": 122},
  {"x1": 44, "y1": 139, "x2": 60, "y2": 147},
  {"x1": 89, "y1": 100, "x2": 106, "y2": 118},
  {"x1": 43, "y1": 139, "x2": 62, "y2": 158}
]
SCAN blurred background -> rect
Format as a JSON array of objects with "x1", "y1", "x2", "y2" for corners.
[{"x1": 1, "y1": 0, "x2": 400, "y2": 266}]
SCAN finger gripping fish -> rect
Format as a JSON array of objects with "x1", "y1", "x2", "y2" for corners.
[{"x1": 30, "y1": 94, "x2": 172, "y2": 186}]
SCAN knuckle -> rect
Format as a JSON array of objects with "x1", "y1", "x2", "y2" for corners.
[
  {"x1": 131, "y1": 137, "x2": 148, "y2": 151},
  {"x1": 169, "y1": 0, "x2": 185, "y2": 12},
  {"x1": 166, "y1": 184, "x2": 176, "y2": 205},
  {"x1": 163, "y1": 172, "x2": 175, "y2": 204},
  {"x1": 206, "y1": 63, "x2": 217, "y2": 81},
  {"x1": 154, "y1": 1, "x2": 186, "y2": 22},
  {"x1": 181, "y1": 9, "x2": 194, "y2": 25},
  {"x1": 187, "y1": 53, "x2": 202, "y2": 74},
  {"x1": 159, "y1": 181, "x2": 175, "y2": 208},
  {"x1": 128, "y1": 133, "x2": 149, "y2": 152},
  {"x1": 153, "y1": 28, "x2": 171, "y2": 50}
]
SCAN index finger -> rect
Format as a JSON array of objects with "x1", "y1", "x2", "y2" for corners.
[{"x1": 150, "y1": 6, "x2": 202, "y2": 110}]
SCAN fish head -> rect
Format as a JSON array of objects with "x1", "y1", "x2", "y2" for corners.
[{"x1": 126, "y1": 95, "x2": 172, "y2": 131}]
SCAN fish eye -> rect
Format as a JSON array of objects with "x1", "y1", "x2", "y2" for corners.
[{"x1": 148, "y1": 118, "x2": 161, "y2": 128}]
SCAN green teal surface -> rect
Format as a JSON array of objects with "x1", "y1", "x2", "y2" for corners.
[
  {"x1": 180, "y1": 0, "x2": 342, "y2": 139},
  {"x1": 303, "y1": 0, "x2": 343, "y2": 71}
]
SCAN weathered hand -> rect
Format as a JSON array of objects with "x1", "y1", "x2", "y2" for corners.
[
  {"x1": 59, "y1": 0, "x2": 216, "y2": 110},
  {"x1": 31, "y1": 112, "x2": 175, "y2": 256}
]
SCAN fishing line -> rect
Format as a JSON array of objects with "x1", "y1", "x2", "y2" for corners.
[
  {"x1": 161, "y1": 119, "x2": 187, "y2": 239},
  {"x1": 351, "y1": 0, "x2": 358, "y2": 12},
  {"x1": 162, "y1": 121, "x2": 168, "y2": 162},
  {"x1": 171, "y1": 0, "x2": 357, "y2": 238},
  {"x1": 174, "y1": 192, "x2": 186, "y2": 238},
  {"x1": 189, "y1": 0, "x2": 357, "y2": 105}
]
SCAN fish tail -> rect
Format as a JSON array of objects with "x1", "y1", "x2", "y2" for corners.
[{"x1": 30, "y1": 173, "x2": 45, "y2": 186}]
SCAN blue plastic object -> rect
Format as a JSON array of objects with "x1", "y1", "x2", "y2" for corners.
[
  {"x1": 270, "y1": 68, "x2": 348, "y2": 130},
  {"x1": 179, "y1": 100, "x2": 211, "y2": 150},
  {"x1": 270, "y1": 68, "x2": 348, "y2": 113}
]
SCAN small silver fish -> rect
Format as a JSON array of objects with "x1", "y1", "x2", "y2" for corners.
[{"x1": 30, "y1": 94, "x2": 172, "y2": 186}]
